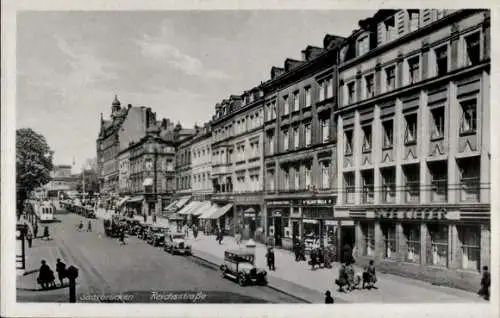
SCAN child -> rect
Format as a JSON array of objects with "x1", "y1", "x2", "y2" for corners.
[{"x1": 363, "y1": 260, "x2": 377, "y2": 289}]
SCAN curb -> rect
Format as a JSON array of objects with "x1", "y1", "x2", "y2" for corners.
[{"x1": 190, "y1": 253, "x2": 313, "y2": 304}]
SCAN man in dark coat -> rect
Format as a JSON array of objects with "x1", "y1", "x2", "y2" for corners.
[
  {"x1": 56, "y1": 259, "x2": 67, "y2": 287},
  {"x1": 335, "y1": 264, "x2": 349, "y2": 292},
  {"x1": 38, "y1": 260, "x2": 55, "y2": 289},
  {"x1": 266, "y1": 247, "x2": 276, "y2": 271},
  {"x1": 294, "y1": 241, "x2": 301, "y2": 262},
  {"x1": 324, "y1": 290, "x2": 334, "y2": 304},
  {"x1": 478, "y1": 266, "x2": 490, "y2": 300},
  {"x1": 342, "y1": 244, "x2": 354, "y2": 265},
  {"x1": 26, "y1": 230, "x2": 33, "y2": 248}
]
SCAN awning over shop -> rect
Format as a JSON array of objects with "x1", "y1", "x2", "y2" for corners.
[
  {"x1": 178, "y1": 201, "x2": 201, "y2": 215},
  {"x1": 117, "y1": 196, "x2": 130, "y2": 207},
  {"x1": 190, "y1": 201, "x2": 211, "y2": 216},
  {"x1": 303, "y1": 219, "x2": 319, "y2": 224},
  {"x1": 127, "y1": 196, "x2": 144, "y2": 203},
  {"x1": 164, "y1": 200, "x2": 179, "y2": 211},
  {"x1": 207, "y1": 203, "x2": 233, "y2": 220},
  {"x1": 175, "y1": 196, "x2": 191, "y2": 209},
  {"x1": 168, "y1": 213, "x2": 184, "y2": 221},
  {"x1": 143, "y1": 178, "x2": 153, "y2": 186},
  {"x1": 198, "y1": 204, "x2": 221, "y2": 219}
]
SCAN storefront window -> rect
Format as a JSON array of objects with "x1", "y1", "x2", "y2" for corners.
[
  {"x1": 361, "y1": 222, "x2": 375, "y2": 257},
  {"x1": 403, "y1": 223, "x2": 421, "y2": 263},
  {"x1": 458, "y1": 225, "x2": 481, "y2": 271},
  {"x1": 427, "y1": 223, "x2": 448, "y2": 267},
  {"x1": 381, "y1": 223, "x2": 397, "y2": 259},
  {"x1": 303, "y1": 220, "x2": 320, "y2": 250}
]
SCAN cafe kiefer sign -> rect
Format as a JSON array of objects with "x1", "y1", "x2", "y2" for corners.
[{"x1": 374, "y1": 207, "x2": 447, "y2": 220}]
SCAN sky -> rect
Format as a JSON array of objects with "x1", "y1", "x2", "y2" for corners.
[{"x1": 16, "y1": 10, "x2": 375, "y2": 172}]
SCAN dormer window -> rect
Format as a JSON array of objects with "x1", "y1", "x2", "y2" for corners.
[
  {"x1": 383, "y1": 15, "x2": 396, "y2": 42},
  {"x1": 408, "y1": 10, "x2": 420, "y2": 32},
  {"x1": 357, "y1": 35, "x2": 369, "y2": 56}
]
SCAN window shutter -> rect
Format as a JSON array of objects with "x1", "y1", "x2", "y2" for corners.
[{"x1": 397, "y1": 10, "x2": 406, "y2": 35}]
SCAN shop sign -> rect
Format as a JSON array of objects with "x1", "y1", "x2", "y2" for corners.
[
  {"x1": 324, "y1": 220, "x2": 338, "y2": 226},
  {"x1": 299, "y1": 199, "x2": 334, "y2": 206},
  {"x1": 267, "y1": 200, "x2": 291, "y2": 206},
  {"x1": 244, "y1": 213, "x2": 256, "y2": 217},
  {"x1": 375, "y1": 208, "x2": 447, "y2": 220},
  {"x1": 303, "y1": 207, "x2": 333, "y2": 219},
  {"x1": 272, "y1": 210, "x2": 282, "y2": 217}
]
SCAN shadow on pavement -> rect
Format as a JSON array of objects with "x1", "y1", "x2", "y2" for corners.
[{"x1": 17, "y1": 282, "x2": 75, "y2": 292}]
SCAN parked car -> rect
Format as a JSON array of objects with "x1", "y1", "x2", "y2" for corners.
[
  {"x1": 164, "y1": 232, "x2": 191, "y2": 255},
  {"x1": 219, "y1": 248, "x2": 267, "y2": 287},
  {"x1": 146, "y1": 226, "x2": 165, "y2": 245},
  {"x1": 152, "y1": 226, "x2": 170, "y2": 247}
]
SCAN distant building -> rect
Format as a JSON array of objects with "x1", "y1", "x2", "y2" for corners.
[{"x1": 43, "y1": 165, "x2": 80, "y2": 198}]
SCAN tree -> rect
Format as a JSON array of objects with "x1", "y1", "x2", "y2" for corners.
[{"x1": 16, "y1": 128, "x2": 54, "y2": 213}]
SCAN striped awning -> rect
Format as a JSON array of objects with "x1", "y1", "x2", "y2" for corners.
[
  {"x1": 127, "y1": 196, "x2": 144, "y2": 203},
  {"x1": 190, "y1": 201, "x2": 211, "y2": 216},
  {"x1": 207, "y1": 204, "x2": 233, "y2": 220},
  {"x1": 178, "y1": 201, "x2": 201, "y2": 215},
  {"x1": 175, "y1": 196, "x2": 191, "y2": 209},
  {"x1": 164, "y1": 200, "x2": 179, "y2": 211},
  {"x1": 198, "y1": 204, "x2": 221, "y2": 219}
]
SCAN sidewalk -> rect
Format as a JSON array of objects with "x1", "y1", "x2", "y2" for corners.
[{"x1": 185, "y1": 233, "x2": 483, "y2": 303}]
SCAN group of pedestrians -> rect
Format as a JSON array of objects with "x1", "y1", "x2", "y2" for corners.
[
  {"x1": 334, "y1": 244, "x2": 377, "y2": 293},
  {"x1": 37, "y1": 258, "x2": 67, "y2": 290},
  {"x1": 76, "y1": 220, "x2": 92, "y2": 232}
]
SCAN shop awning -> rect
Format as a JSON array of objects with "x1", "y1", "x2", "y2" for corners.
[
  {"x1": 244, "y1": 207, "x2": 256, "y2": 214},
  {"x1": 178, "y1": 201, "x2": 201, "y2": 215},
  {"x1": 143, "y1": 178, "x2": 153, "y2": 186},
  {"x1": 164, "y1": 200, "x2": 179, "y2": 211},
  {"x1": 303, "y1": 219, "x2": 319, "y2": 224},
  {"x1": 127, "y1": 196, "x2": 144, "y2": 203},
  {"x1": 117, "y1": 196, "x2": 130, "y2": 207},
  {"x1": 190, "y1": 201, "x2": 211, "y2": 216},
  {"x1": 168, "y1": 213, "x2": 184, "y2": 221},
  {"x1": 198, "y1": 204, "x2": 221, "y2": 219},
  {"x1": 175, "y1": 196, "x2": 191, "y2": 209},
  {"x1": 207, "y1": 203, "x2": 233, "y2": 220}
]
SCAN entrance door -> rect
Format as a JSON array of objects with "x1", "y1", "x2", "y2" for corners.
[
  {"x1": 292, "y1": 220, "x2": 299, "y2": 242},
  {"x1": 274, "y1": 217, "x2": 283, "y2": 247},
  {"x1": 341, "y1": 226, "x2": 356, "y2": 259}
]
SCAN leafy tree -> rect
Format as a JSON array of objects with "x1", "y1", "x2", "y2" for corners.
[{"x1": 16, "y1": 128, "x2": 54, "y2": 213}]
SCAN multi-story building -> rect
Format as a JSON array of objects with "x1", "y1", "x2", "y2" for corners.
[
  {"x1": 206, "y1": 87, "x2": 265, "y2": 238},
  {"x1": 336, "y1": 9, "x2": 490, "y2": 290},
  {"x1": 118, "y1": 150, "x2": 130, "y2": 195},
  {"x1": 96, "y1": 95, "x2": 158, "y2": 196},
  {"x1": 118, "y1": 126, "x2": 177, "y2": 216},
  {"x1": 262, "y1": 36, "x2": 344, "y2": 250},
  {"x1": 43, "y1": 165, "x2": 79, "y2": 198}
]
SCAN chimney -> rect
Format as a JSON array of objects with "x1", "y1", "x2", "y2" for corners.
[{"x1": 301, "y1": 50, "x2": 307, "y2": 61}]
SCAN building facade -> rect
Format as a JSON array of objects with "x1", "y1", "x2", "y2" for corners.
[
  {"x1": 43, "y1": 165, "x2": 79, "y2": 198},
  {"x1": 190, "y1": 124, "x2": 213, "y2": 201},
  {"x1": 96, "y1": 95, "x2": 158, "y2": 196},
  {"x1": 336, "y1": 9, "x2": 490, "y2": 290},
  {"x1": 262, "y1": 36, "x2": 344, "y2": 250},
  {"x1": 209, "y1": 87, "x2": 265, "y2": 238}
]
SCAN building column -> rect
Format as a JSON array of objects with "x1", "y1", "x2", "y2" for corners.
[
  {"x1": 354, "y1": 111, "x2": 362, "y2": 205},
  {"x1": 419, "y1": 91, "x2": 430, "y2": 204},
  {"x1": 396, "y1": 222, "x2": 406, "y2": 262},
  {"x1": 449, "y1": 223, "x2": 460, "y2": 269},
  {"x1": 374, "y1": 220, "x2": 384, "y2": 261},
  {"x1": 448, "y1": 82, "x2": 458, "y2": 204},
  {"x1": 420, "y1": 222, "x2": 428, "y2": 266},
  {"x1": 337, "y1": 116, "x2": 344, "y2": 204},
  {"x1": 480, "y1": 223, "x2": 490, "y2": 269},
  {"x1": 355, "y1": 221, "x2": 364, "y2": 257},
  {"x1": 373, "y1": 105, "x2": 382, "y2": 205},
  {"x1": 394, "y1": 98, "x2": 404, "y2": 204}
]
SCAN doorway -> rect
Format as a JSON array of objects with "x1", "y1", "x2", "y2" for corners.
[
  {"x1": 341, "y1": 225, "x2": 356, "y2": 259},
  {"x1": 274, "y1": 217, "x2": 283, "y2": 247}
]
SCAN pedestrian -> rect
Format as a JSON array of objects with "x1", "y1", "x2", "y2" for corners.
[
  {"x1": 143, "y1": 213, "x2": 147, "y2": 223},
  {"x1": 266, "y1": 247, "x2": 276, "y2": 271},
  {"x1": 26, "y1": 229, "x2": 33, "y2": 248},
  {"x1": 153, "y1": 214, "x2": 157, "y2": 224},
  {"x1": 309, "y1": 248, "x2": 318, "y2": 270},
  {"x1": 342, "y1": 244, "x2": 354, "y2": 265},
  {"x1": 324, "y1": 290, "x2": 334, "y2": 304},
  {"x1": 363, "y1": 260, "x2": 378, "y2": 289},
  {"x1": 235, "y1": 231, "x2": 242, "y2": 245},
  {"x1": 34, "y1": 223, "x2": 39, "y2": 239},
  {"x1": 184, "y1": 224, "x2": 189, "y2": 238},
  {"x1": 56, "y1": 258, "x2": 67, "y2": 287},
  {"x1": 335, "y1": 263, "x2": 349, "y2": 292},
  {"x1": 43, "y1": 226, "x2": 50, "y2": 240},
  {"x1": 37, "y1": 260, "x2": 56, "y2": 289},
  {"x1": 87, "y1": 220, "x2": 92, "y2": 232},
  {"x1": 120, "y1": 228, "x2": 126, "y2": 245},
  {"x1": 478, "y1": 266, "x2": 490, "y2": 300},
  {"x1": 193, "y1": 224, "x2": 199, "y2": 240}
]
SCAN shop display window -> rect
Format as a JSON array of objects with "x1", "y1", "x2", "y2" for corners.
[
  {"x1": 427, "y1": 223, "x2": 448, "y2": 267},
  {"x1": 458, "y1": 225, "x2": 481, "y2": 271},
  {"x1": 381, "y1": 223, "x2": 397, "y2": 259},
  {"x1": 361, "y1": 222, "x2": 375, "y2": 257},
  {"x1": 403, "y1": 223, "x2": 421, "y2": 263}
]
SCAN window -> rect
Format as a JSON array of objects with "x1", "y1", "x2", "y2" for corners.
[
  {"x1": 321, "y1": 161, "x2": 330, "y2": 189},
  {"x1": 381, "y1": 168, "x2": 396, "y2": 203},
  {"x1": 427, "y1": 224, "x2": 448, "y2": 267},
  {"x1": 362, "y1": 223, "x2": 375, "y2": 257},
  {"x1": 404, "y1": 113, "x2": 418, "y2": 145},
  {"x1": 365, "y1": 74, "x2": 374, "y2": 98},
  {"x1": 319, "y1": 80, "x2": 325, "y2": 101},
  {"x1": 267, "y1": 169, "x2": 275, "y2": 191},
  {"x1": 408, "y1": 10, "x2": 420, "y2": 32},
  {"x1": 383, "y1": 16, "x2": 396, "y2": 42},
  {"x1": 272, "y1": 102, "x2": 276, "y2": 119},
  {"x1": 403, "y1": 224, "x2": 421, "y2": 264},
  {"x1": 385, "y1": 66, "x2": 396, "y2": 91},
  {"x1": 431, "y1": 107, "x2": 445, "y2": 140},
  {"x1": 408, "y1": 56, "x2": 420, "y2": 84},
  {"x1": 305, "y1": 123, "x2": 312, "y2": 146},
  {"x1": 283, "y1": 96, "x2": 289, "y2": 115},
  {"x1": 347, "y1": 81, "x2": 356, "y2": 104},
  {"x1": 361, "y1": 170, "x2": 374, "y2": 204},
  {"x1": 326, "y1": 78, "x2": 333, "y2": 98},
  {"x1": 293, "y1": 91, "x2": 300, "y2": 112},
  {"x1": 436, "y1": 9, "x2": 446, "y2": 19},
  {"x1": 465, "y1": 32, "x2": 480, "y2": 66},
  {"x1": 435, "y1": 46, "x2": 448, "y2": 76},
  {"x1": 429, "y1": 161, "x2": 448, "y2": 202},
  {"x1": 321, "y1": 118, "x2": 330, "y2": 143},
  {"x1": 358, "y1": 36, "x2": 369, "y2": 56},
  {"x1": 344, "y1": 130, "x2": 353, "y2": 155},
  {"x1": 305, "y1": 87, "x2": 312, "y2": 106},
  {"x1": 268, "y1": 131, "x2": 275, "y2": 155},
  {"x1": 283, "y1": 168, "x2": 290, "y2": 191},
  {"x1": 294, "y1": 167, "x2": 300, "y2": 190},
  {"x1": 293, "y1": 127, "x2": 300, "y2": 149},
  {"x1": 404, "y1": 164, "x2": 420, "y2": 203},
  {"x1": 460, "y1": 99, "x2": 477, "y2": 135},
  {"x1": 459, "y1": 157, "x2": 480, "y2": 202},
  {"x1": 283, "y1": 129, "x2": 289, "y2": 151},
  {"x1": 381, "y1": 223, "x2": 397, "y2": 259},
  {"x1": 305, "y1": 165, "x2": 311, "y2": 188},
  {"x1": 458, "y1": 225, "x2": 481, "y2": 271},
  {"x1": 362, "y1": 125, "x2": 372, "y2": 152},
  {"x1": 382, "y1": 120, "x2": 394, "y2": 149}
]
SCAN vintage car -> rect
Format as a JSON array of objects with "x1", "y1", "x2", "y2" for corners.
[
  {"x1": 145, "y1": 226, "x2": 166, "y2": 245},
  {"x1": 164, "y1": 232, "x2": 191, "y2": 255},
  {"x1": 219, "y1": 248, "x2": 267, "y2": 286},
  {"x1": 152, "y1": 226, "x2": 170, "y2": 247}
]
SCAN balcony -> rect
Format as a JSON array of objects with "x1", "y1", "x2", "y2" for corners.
[{"x1": 212, "y1": 164, "x2": 233, "y2": 176}]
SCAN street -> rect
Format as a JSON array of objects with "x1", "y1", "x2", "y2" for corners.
[{"x1": 17, "y1": 211, "x2": 303, "y2": 303}]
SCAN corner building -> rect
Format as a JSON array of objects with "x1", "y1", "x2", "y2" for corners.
[
  {"x1": 336, "y1": 9, "x2": 490, "y2": 290},
  {"x1": 262, "y1": 36, "x2": 344, "y2": 251}
]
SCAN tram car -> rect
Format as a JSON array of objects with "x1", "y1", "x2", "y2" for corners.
[{"x1": 34, "y1": 201, "x2": 55, "y2": 222}]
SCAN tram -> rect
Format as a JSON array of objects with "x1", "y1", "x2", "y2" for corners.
[{"x1": 34, "y1": 201, "x2": 55, "y2": 222}]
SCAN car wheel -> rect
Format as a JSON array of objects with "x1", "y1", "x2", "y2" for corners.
[{"x1": 238, "y1": 274, "x2": 246, "y2": 287}]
